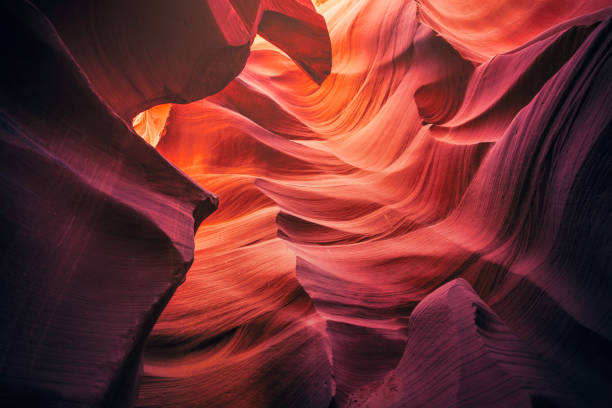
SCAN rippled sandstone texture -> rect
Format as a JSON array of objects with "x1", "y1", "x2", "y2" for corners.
[
  {"x1": 1, "y1": 0, "x2": 329, "y2": 406},
  {"x1": 2, "y1": 0, "x2": 612, "y2": 407}
]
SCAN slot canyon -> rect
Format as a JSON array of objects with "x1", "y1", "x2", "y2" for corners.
[{"x1": 1, "y1": 0, "x2": 612, "y2": 407}]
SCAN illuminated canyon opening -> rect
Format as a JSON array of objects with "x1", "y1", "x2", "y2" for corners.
[{"x1": 2, "y1": 1, "x2": 612, "y2": 407}]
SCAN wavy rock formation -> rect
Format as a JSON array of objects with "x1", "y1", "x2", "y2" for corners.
[
  {"x1": 0, "y1": 3, "x2": 215, "y2": 406},
  {"x1": 346, "y1": 279, "x2": 574, "y2": 407},
  {"x1": 133, "y1": 1, "x2": 611, "y2": 406},
  {"x1": 1, "y1": 0, "x2": 329, "y2": 406},
  {"x1": 416, "y1": 0, "x2": 611, "y2": 62},
  {"x1": 3, "y1": 0, "x2": 612, "y2": 407},
  {"x1": 31, "y1": 0, "x2": 331, "y2": 122}
]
